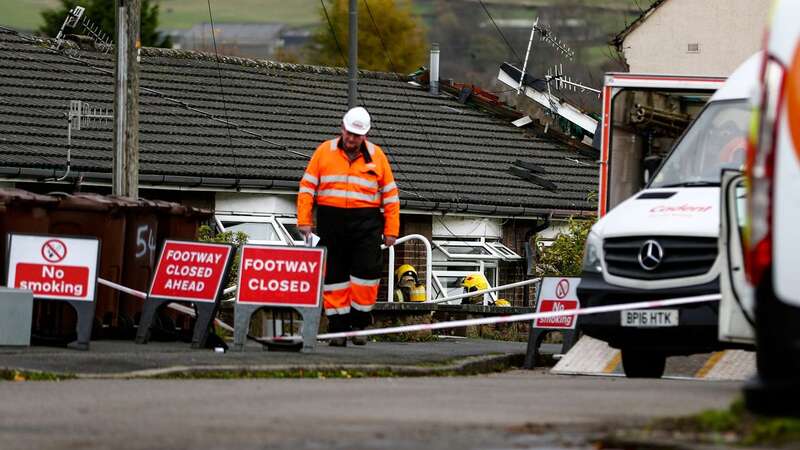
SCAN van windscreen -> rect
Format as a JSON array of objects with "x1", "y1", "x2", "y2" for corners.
[{"x1": 650, "y1": 99, "x2": 750, "y2": 188}]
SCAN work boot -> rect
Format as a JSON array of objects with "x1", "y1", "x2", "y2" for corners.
[
  {"x1": 329, "y1": 337, "x2": 347, "y2": 347},
  {"x1": 349, "y1": 311, "x2": 371, "y2": 346},
  {"x1": 327, "y1": 314, "x2": 350, "y2": 347}
]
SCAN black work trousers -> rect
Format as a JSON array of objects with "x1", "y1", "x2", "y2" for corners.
[{"x1": 317, "y1": 205, "x2": 383, "y2": 331}]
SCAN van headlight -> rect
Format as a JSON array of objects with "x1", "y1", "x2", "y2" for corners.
[{"x1": 581, "y1": 233, "x2": 603, "y2": 273}]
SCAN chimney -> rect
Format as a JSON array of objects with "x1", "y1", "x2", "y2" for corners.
[{"x1": 429, "y1": 43, "x2": 440, "y2": 95}]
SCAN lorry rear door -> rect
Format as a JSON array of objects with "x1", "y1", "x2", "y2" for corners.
[{"x1": 599, "y1": 74, "x2": 725, "y2": 216}]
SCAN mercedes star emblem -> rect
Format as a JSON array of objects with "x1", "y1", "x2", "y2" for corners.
[{"x1": 638, "y1": 240, "x2": 664, "y2": 271}]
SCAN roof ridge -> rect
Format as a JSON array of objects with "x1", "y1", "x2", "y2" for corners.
[
  {"x1": 1, "y1": 28, "x2": 412, "y2": 83},
  {"x1": 139, "y1": 47, "x2": 412, "y2": 82}
]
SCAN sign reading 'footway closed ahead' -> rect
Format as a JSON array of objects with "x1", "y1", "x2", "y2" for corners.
[
  {"x1": 149, "y1": 240, "x2": 234, "y2": 303},
  {"x1": 236, "y1": 245, "x2": 325, "y2": 308}
]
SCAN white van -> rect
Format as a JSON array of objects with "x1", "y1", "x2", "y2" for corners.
[
  {"x1": 578, "y1": 54, "x2": 761, "y2": 378},
  {"x1": 721, "y1": 0, "x2": 800, "y2": 414}
]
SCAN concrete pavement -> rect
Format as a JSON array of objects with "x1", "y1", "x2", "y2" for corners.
[{"x1": 0, "y1": 338, "x2": 534, "y2": 378}]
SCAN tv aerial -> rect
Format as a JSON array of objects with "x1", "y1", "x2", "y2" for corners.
[
  {"x1": 55, "y1": 6, "x2": 113, "y2": 53},
  {"x1": 516, "y1": 18, "x2": 597, "y2": 98},
  {"x1": 496, "y1": 17, "x2": 599, "y2": 137},
  {"x1": 49, "y1": 100, "x2": 113, "y2": 182}
]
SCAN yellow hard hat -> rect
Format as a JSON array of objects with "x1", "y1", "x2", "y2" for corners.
[
  {"x1": 395, "y1": 264, "x2": 418, "y2": 281},
  {"x1": 493, "y1": 299, "x2": 511, "y2": 307},
  {"x1": 462, "y1": 273, "x2": 489, "y2": 292}
]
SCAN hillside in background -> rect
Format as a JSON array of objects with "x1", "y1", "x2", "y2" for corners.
[
  {"x1": 1, "y1": 0, "x2": 641, "y2": 33},
  {"x1": 0, "y1": 0, "x2": 320, "y2": 30}
]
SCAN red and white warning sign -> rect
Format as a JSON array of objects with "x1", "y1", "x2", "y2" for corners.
[
  {"x1": 534, "y1": 277, "x2": 581, "y2": 329},
  {"x1": 6, "y1": 234, "x2": 100, "y2": 302},
  {"x1": 148, "y1": 240, "x2": 234, "y2": 303},
  {"x1": 236, "y1": 245, "x2": 325, "y2": 308}
]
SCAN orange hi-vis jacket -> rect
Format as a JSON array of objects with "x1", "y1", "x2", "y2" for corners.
[{"x1": 297, "y1": 138, "x2": 400, "y2": 237}]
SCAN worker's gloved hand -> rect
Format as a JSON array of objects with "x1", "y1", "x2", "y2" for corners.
[
  {"x1": 384, "y1": 235, "x2": 397, "y2": 247},
  {"x1": 298, "y1": 225, "x2": 313, "y2": 237}
]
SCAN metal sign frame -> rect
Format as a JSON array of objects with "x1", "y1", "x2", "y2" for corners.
[{"x1": 135, "y1": 239, "x2": 235, "y2": 349}]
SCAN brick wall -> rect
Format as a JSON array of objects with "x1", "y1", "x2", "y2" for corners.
[{"x1": 499, "y1": 219, "x2": 535, "y2": 307}]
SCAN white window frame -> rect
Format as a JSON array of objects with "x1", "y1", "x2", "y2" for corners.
[
  {"x1": 488, "y1": 242, "x2": 523, "y2": 261},
  {"x1": 433, "y1": 239, "x2": 521, "y2": 262},
  {"x1": 215, "y1": 214, "x2": 288, "y2": 245},
  {"x1": 433, "y1": 240, "x2": 501, "y2": 260},
  {"x1": 276, "y1": 217, "x2": 305, "y2": 246}
]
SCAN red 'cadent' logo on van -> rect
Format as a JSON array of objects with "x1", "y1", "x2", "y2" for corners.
[{"x1": 650, "y1": 204, "x2": 713, "y2": 213}]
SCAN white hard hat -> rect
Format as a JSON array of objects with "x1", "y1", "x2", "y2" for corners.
[{"x1": 343, "y1": 107, "x2": 371, "y2": 135}]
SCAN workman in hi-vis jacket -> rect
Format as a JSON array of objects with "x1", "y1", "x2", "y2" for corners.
[{"x1": 296, "y1": 107, "x2": 400, "y2": 347}]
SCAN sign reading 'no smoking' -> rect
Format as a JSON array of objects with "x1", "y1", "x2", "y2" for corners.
[
  {"x1": 534, "y1": 277, "x2": 580, "y2": 329},
  {"x1": 6, "y1": 234, "x2": 100, "y2": 302}
]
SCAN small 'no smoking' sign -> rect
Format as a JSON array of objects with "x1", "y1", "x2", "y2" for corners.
[{"x1": 534, "y1": 277, "x2": 580, "y2": 330}]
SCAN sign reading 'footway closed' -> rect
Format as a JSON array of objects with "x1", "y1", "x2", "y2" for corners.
[
  {"x1": 148, "y1": 240, "x2": 234, "y2": 303},
  {"x1": 236, "y1": 245, "x2": 325, "y2": 308}
]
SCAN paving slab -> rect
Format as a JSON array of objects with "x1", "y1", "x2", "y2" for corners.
[{"x1": 0, "y1": 338, "x2": 529, "y2": 378}]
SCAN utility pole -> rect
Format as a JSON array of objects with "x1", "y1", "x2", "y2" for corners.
[
  {"x1": 112, "y1": 0, "x2": 140, "y2": 198},
  {"x1": 347, "y1": 0, "x2": 358, "y2": 109}
]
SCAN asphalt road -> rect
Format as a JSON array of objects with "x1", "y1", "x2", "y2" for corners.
[{"x1": 0, "y1": 370, "x2": 741, "y2": 450}]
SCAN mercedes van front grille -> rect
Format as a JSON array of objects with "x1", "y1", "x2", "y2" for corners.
[{"x1": 603, "y1": 236, "x2": 717, "y2": 280}]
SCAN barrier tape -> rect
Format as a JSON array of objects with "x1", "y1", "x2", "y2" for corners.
[
  {"x1": 98, "y1": 277, "x2": 721, "y2": 345},
  {"x1": 97, "y1": 278, "x2": 234, "y2": 333},
  {"x1": 311, "y1": 293, "x2": 722, "y2": 341},
  {"x1": 97, "y1": 277, "x2": 147, "y2": 299}
]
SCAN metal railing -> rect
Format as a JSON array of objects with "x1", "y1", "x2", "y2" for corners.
[{"x1": 382, "y1": 234, "x2": 432, "y2": 303}]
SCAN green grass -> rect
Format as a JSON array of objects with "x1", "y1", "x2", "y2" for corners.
[
  {"x1": 150, "y1": 365, "x2": 492, "y2": 379},
  {"x1": 651, "y1": 399, "x2": 800, "y2": 447},
  {"x1": 0, "y1": 0, "x2": 59, "y2": 31},
  {"x1": 153, "y1": 368, "x2": 402, "y2": 379},
  {"x1": 0, "y1": 369, "x2": 75, "y2": 382},
  {"x1": 0, "y1": 0, "x2": 320, "y2": 31},
  {"x1": 158, "y1": 0, "x2": 319, "y2": 28}
]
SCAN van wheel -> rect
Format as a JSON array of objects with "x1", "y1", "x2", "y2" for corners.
[{"x1": 621, "y1": 349, "x2": 666, "y2": 378}]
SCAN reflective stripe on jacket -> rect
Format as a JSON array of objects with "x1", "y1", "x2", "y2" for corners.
[{"x1": 297, "y1": 138, "x2": 400, "y2": 237}]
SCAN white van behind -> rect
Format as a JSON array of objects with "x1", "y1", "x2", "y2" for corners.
[{"x1": 578, "y1": 54, "x2": 761, "y2": 378}]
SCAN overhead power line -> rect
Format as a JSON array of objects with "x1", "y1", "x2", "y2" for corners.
[
  {"x1": 477, "y1": 0, "x2": 521, "y2": 64},
  {"x1": 317, "y1": 0, "x2": 433, "y2": 203},
  {"x1": 360, "y1": 0, "x2": 462, "y2": 204},
  {"x1": 206, "y1": 0, "x2": 239, "y2": 182}
]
